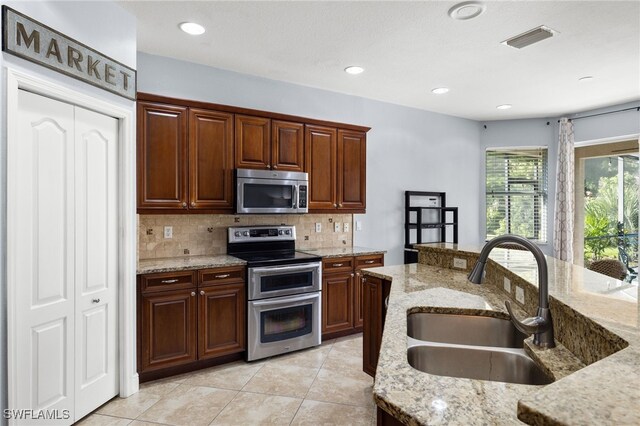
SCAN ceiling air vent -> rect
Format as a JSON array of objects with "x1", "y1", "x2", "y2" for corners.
[{"x1": 502, "y1": 26, "x2": 557, "y2": 49}]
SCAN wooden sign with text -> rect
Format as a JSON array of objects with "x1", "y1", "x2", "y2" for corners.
[{"x1": 2, "y1": 6, "x2": 136, "y2": 100}]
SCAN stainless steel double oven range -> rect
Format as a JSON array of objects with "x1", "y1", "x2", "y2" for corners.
[{"x1": 227, "y1": 226, "x2": 322, "y2": 361}]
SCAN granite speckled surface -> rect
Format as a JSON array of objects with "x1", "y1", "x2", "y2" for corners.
[
  {"x1": 299, "y1": 246, "x2": 386, "y2": 258},
  {"x1": 364, "y1": 243, "x2": 639, "y2": 425},
  {"x1": 137, "y1": 255, "x2": 246, "y2": 274}
]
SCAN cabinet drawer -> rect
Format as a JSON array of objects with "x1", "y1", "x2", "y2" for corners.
[
  {"x1": 199, "y1": 266, "x2": 245, "y2": 287},
  {"x1": 140, "y1": 271, "x2": 196, "y2": 293},
  {"x1": 322, "y1": 257, "x2": 354, "y2": 274},
  {"x1": 355, "y1": 254, "x2": 384, "y2": 270}
]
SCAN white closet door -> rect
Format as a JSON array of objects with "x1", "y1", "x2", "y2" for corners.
[
  {"x1": 74, "y1": 106, "x2": 119, "y2": 419},
  {"x1": 13, "y1": 90, "x2": 76, "y2": 423}
]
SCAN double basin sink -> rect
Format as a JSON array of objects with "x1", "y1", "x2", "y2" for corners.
[{"x1": 407, "y1": 312, "x2": 554, "y2": 385}]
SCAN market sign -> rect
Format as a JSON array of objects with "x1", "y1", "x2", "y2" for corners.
[{"x1": 2, "y1": 6, "x2": 136, "y2": 100}]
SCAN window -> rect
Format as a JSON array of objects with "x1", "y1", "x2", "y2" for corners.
[{"x1": 486, "y1": 147, "x2": 548, "y2": 242}]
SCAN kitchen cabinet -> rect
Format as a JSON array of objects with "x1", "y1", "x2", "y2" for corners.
[
  {"x1": 138, "y1": 266, "x2": 245, "y2": 381},
  {"x1": 137, "y1": 101, "x2": 188, "y2": 209},
  {"x1": 272, "y1": 120, "x2": 305, "y2": 171},
  {"x1": 137, "y1": 97, "x2": 234, "y2": 213},
  {"x1": 305, "y1": 125, "x2": 367, "y2": 213},
  {"x1": 362, "y1": 275, "x2": 392, "y2": 377},
  {"x1": 321, "y1": 254, "x2": 384, "y2": 340},
  {"x1": 235, "y1": 115, "x2": 271, "y2": 169}
]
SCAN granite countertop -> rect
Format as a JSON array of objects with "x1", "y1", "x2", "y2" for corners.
[
  {"x1": 299, "y1": 246, "x2": 386, "y2": 258},
  {"x1": 362, "y1": 244, "x2": 639, "y2": 426},
  {"x1": 137, "y1": 255, "x2": 246, "y2": 274}
]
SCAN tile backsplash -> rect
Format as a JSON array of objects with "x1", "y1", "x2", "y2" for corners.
[{"x1": 138, "y1": 214, "x2": 353, "y2": 260}]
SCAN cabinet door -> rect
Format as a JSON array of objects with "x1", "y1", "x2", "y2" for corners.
[
  {"x1": 198, "y1": 283, "x2": 245, "y2": 360},
  {"x1": 362, "y1": 276, "x2": 381, "y2": 377},
  {"x1": 322, "y1": 271, "x2": 353, "y2": 336},
  {"x1": 189, "y1": 108, "x2": 234, "y2": 210},
  {"x1": 140, "y1": 289, "x2": 197, "y2": 372},
  {"x1": 305, "y1": 125, "x2": 337, "y2": 210},
  {"x1": 272, "y1": 120, "x2": 304, "y2": 171},
  {"x1": 337, "y1": 129, "x2": 366, "y2": 210},
  {"x1": 353, "y1": 272, "x2": 364, "y2": 330},
  {"x1": 137, "y1": 102, "x2": 188, "y2": 209},
  {"x1": 235, "y1": 115, "x2": 271, "y2": 169}
]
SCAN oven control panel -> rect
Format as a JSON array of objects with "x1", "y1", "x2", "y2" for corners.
[{"x1": 228, "y1": 225, "x2": 296, "y2": 243}]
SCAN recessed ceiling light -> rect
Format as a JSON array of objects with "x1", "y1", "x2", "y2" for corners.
[
  {"x1": 179, "y1": 22, "x2": 205, "y2": 35},
  {"x1": 431, "y1": 87, "x2": 450, "y2": 95},
  {"x1": 579, "y1": 76, "x2": 594, "y2": 82},
  {"x1": 344, "y1": 66, "x2": 364, "y2": 75},
  {"x1": 496, "y1": 104, "x2": 512, "y2": 110},
  {"x1": 448, "y1": 2, "x2": 486, "y2": 20}
]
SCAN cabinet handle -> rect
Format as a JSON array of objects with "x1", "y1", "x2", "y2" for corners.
[
  {"x1": 161, "y1": 279, "x2": 179, "y2": 284},
  {"x1": 182, "y1": 202, "x2": 187, "y2": 208},
  {"x1": 333, "y1": 203, "x2": 337, "y2": 208},
  {"x1": 215, "y1": 274, "x2": 230, "y2": 279},
  {"x1": 267, "y1": 165, "x2": 271, "y2": 169},
  {"x1": 332, "y1": 263, "x2": 343, "y2": 267},
  {"x1": 200, "y1": 290, "x2": 205, "y2": 296},
  {"x1": 273, "y1": 165, "x2": 278, "y2": 169},
  {"x1": 350, "y1": 273, "x2": 354, "y2": 277},
  {"x1": 191, "y1": 292, "x2": 196, "y2": 296},
  {"x1": 191, "y1": 201, "x2": 195, "y2": 207},
  {"x1": 362, "y1": 277, "x2": 367, "y2": 283},
  {"x1": 385, "y1": 296, "x2": 389, "y2": 309},
  {"x1": 338, "y1": 203, "x2": 343, "y2": 208},
  {"x1": 364, "y1": 260, "x2": 375, "y2": 264},
  {"x1": 356, "y1": 272, "x2": 361, "y2": 276},
  {"x1": 91, "y1": 298, "x2": 100, "y2": 304}
]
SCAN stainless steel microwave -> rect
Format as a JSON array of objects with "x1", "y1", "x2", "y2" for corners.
[{"x1": 236, "y1": 168, "x2": 309, "y2": 214}]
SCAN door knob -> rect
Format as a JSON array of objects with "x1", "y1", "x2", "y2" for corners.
[
  {"x1": 273, "y1": 165, "x2": 278, "y2": 169},
  {"x1": 200, "y1": 290, "x2": 205, "y2": 296},
  {"x1": 191, "y1": 201, "x2": 195, "y2": 207},
  {"x1": 182, "y1": 202, "x2": 187, "y2": 208},
  {"x1": 191, "y1": 292, "x2": 196, "y2": 296}
]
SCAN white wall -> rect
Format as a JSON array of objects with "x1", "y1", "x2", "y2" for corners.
[
  {"x1": 137, "y1": 52, "x2": 483, "y2": 265},
  {"x1": 0, "y1": 1, "x2": 137, "y2": 421}
]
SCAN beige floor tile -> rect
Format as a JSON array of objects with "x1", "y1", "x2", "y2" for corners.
[
  {"x1": 75, "y1": 414, "x2": 132, "y2": 425},
  {"x1": 182, "y1": 361, "x2": 264, "y2": 390},
  {"x1": 129, "y1": 421, "x2": 170, "y2": 426},
  {"x1": 138, "y1": 379, "x2": 181, "y2": 398},
  {"x1": 290, "y1": 399, "x2": 373, "y2": 426},
  {"x1": 306, "y1": 368, "x2": 374, "y2": 407},
  {"x1": 242, "y1": 364, "x2": 319, "y2": 398},
  {"x1": 330, "y1": 335, "x2": 363, "y2": 357},
  {"x1": 137, "y1": 384, "x2": 237, "y2": 426},
  {"x1": 96, "y1": 393, "x2": 161, "y2": 419},
  {"x1": 210, "y1": 391, "x2": 302, "y2": 425},
  {"x1": 321, "y1": 350, "x2": 363, "y2": 373},
  {"x1": 266, "y1": 345, "x2": 331, "y2": 369}
]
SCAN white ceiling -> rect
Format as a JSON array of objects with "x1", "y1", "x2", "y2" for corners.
[{"x1": 119, "y1": 1, "x2": 640, "y2": 121}]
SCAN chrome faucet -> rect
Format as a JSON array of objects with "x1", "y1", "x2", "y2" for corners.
[{"x1": 468, "y1": 234, "x2": 555, "y2": 348}]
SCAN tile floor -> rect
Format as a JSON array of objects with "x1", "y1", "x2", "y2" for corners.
[{"x1": 79, "y1": 334, "x2": 376, "y2": 425}]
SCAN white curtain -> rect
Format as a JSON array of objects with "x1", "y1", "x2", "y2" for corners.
[{"x1": 553, "y1": 118, "x2": 575, "y2": 262}]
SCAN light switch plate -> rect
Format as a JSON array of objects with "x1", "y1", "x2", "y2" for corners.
[
  {"x1": 453, "y1": 258, "x2": 467, "y2": 269},
  {"x1": 503, "y1": 277, "x2": 511, "y2": 293},
  {"x1": 334, "y1": 222, "x2": 341, "y2": 232},
  {"x1": 315, "y1": 223, "x2": 322, "y2": 233},
  {"x1": 516, "y1": 286, "x2": 525, "y2": 304},
  {"x1": 356, "y1": 221, "x2": 362, "y2": 231},
  {"x1": 343, "y1": 222, "x2": 350, "y2": 232},
  {"x1": 164, "y1": 226, "x2": 173, "y2": 239}
]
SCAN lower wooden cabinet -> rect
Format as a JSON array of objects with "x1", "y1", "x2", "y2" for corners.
[
  {"x1": 362, "y1": 275, "x2": 391, "y2": 377},
  {"x1": 322, "y1": 254, "x2": 384, "y2": 340},
  {"x1": 138, "y1": 266, "x2": 245, "y2": 381}
]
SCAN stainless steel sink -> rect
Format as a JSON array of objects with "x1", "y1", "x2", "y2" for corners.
[
  {"x1": 407, "y1": 344, "x2": 554, "y2": 385},
  {"x1": 407, "y1": 312, "x2": 527, "y2": 348}
]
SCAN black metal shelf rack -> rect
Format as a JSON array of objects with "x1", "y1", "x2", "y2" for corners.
[{"x1": 404, "y1": 191, "x2": 458, "y2": 264}]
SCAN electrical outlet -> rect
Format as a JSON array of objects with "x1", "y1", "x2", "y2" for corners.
[
  {"x1": 453, "y1": 257, "x2": 467, "y2": 269},
  {"x1": 163, "y1": 226, "x2": 173, "y2": 239},
  {"x1": 503, "y1": 277, "x2": 511, "y2": 293},
  {"x1": 343, "y1": 222, "x2": 350, "y2": 232},
  {"x1": 516, "y1": 286, "x2": 525, "y2": 304},
  {"x1": 334, "y1": 222, "x2": 341, "y2": 232},
  {"x1": 356, "y1": 221, "x2": 362, "y2": 231},
  {"x1": 315, "y1": 223, "x2": 322, "y2": 233}
]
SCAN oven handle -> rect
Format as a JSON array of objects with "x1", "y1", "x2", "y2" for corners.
[
  {"x1": 250, "y1": 262, "x2": 321, "y2": 274},
  {"x1": 250, "y1": 291, "x2": 320, "y2": 307}
]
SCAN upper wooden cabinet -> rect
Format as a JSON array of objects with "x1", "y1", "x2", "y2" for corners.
[
  {"x1": 189, "y1": 108, "x2": 234, "y2": 210},
  {"x1": 235, "y1": 115, "x2": 271, "y2": 169},
  {"x1": 235, "y1": 116, "x2": 305, "y2": 171},
  {"x1": 137, "y1": 101, "x2": 188, "y2": 209},
  {"x1": 306, "y1": 125, "x2": 367, "y2": 212}
]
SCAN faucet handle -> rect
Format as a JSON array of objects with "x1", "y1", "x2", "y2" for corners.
[{"x1": 505, "y1": 300, "x2": 547, "y2": 335}]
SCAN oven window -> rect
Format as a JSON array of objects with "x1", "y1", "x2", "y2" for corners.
[
  {"x1": 261, "y1": 271, "x2": 313, "y2": 293},
  {"x1": 244, "y1": 184, "x2": 293, "y2": 208},
  {"x1": 261, "y1": 304, "x2": 313, "y2": 343}
]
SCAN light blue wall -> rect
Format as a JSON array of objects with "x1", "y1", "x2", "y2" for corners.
[
  {"x1": 0, "y1": 2, "x2": 136, "y2": 421},
  {"x1": 138, "y1": 52, "x2": 484, "y2": 265}
]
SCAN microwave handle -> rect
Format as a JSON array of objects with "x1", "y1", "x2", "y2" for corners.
[{"x1": 293, "y1": 185, "x2": 298, "y2": 209}]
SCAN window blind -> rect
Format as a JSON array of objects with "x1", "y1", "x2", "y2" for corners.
[{"x1": 486, "y1": 148, "x2": 548, "y2": 242}]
